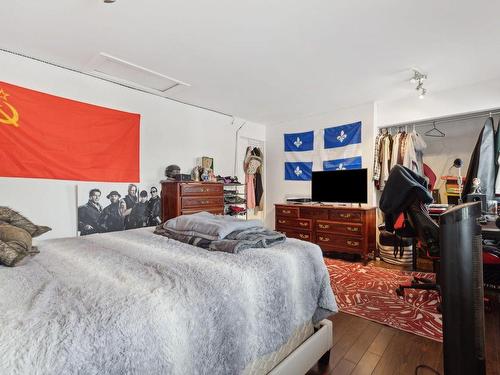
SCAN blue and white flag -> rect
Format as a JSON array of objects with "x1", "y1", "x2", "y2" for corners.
[
  {"x1": 285, "y1": 162, "x2": 313, "y2": 181},
  {"x1": 323, "y1": 156, "x2": 362, "y2": 171},
  {"x1": 284, "y1": 131, "x2": 314, "y2": 180},
  {"x1": 284, "y1": 131, "x2": 314, "y2": 152},
  {"x1": 320, "y1": 121, "x2": 363, "y2": 172},
  {"x1": 324, "y1": 121, "x2": 361, "y2": 149}
]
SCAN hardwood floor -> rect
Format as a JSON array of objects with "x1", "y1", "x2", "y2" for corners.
[{"x1": 307, "y1": 258, "x2": 500, "y2": 375}]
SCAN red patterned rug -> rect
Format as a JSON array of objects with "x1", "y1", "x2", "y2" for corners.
[{"x1": 324, "y1": 257, "x2": 442, "y2": 342}]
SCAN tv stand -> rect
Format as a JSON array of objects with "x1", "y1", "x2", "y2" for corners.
[{"x1": 275, "y1": 203, "x2": 376, "y2": 263}]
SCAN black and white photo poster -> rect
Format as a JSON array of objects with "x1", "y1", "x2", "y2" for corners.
[{"x1": 77, "y1": 183, "x2": 161, "y2": 236}]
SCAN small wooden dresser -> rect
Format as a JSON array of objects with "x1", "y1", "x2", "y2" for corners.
[
  {"x1": 161, "y1": 181, "x2": 224, "y2": 221},
  {"x1": 275, "y1": 203, "x2": 376, "y2": 263}
]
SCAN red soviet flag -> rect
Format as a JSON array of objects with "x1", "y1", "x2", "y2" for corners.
[{"x1": 0, "y1": 81, "x2": 140, "y2": 182}]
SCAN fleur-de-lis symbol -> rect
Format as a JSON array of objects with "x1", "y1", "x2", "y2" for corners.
[
  {"x1": 294, "y1": 166, "x2": 303, "y2": 176},
  {"x1": 336, "y1": 163, "x2": 346, "y2": 170},
  {"x1": 337, "y1": 130, "x2": 347, "y2": 143},
  {"x1": 294, "y1": 137, "x2": 302, "y2": 148},
  {"x1": 0, "y1": 89, "x2": 20, "y2": 128}
]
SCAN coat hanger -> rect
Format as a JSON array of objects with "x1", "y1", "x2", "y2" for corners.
[{"x1": 425, "y1": 121, "x2": 446, "y2": 137}]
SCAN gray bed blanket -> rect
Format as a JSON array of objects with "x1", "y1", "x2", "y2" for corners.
[
  {"x1": 163, "y1": 211, "x2": 263, "y2": 240},
  {"x1": 0, "y1": 227, "x2": 337, "y2": 375},
  {"x1": 155, "y1": 225, "x2": 286, "y2": 253}
]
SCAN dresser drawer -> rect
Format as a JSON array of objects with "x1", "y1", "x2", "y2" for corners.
[
  {"x1": 182, "y1": 196, "x2": 223, "y2": 209},
  {"x1": 181, "y1": 208, "x2": 224, "y2": 215},
  {"x1": 316, "y1": 220, "x2": 363, "y2": 236},
  {"x1": 329, "y1": 210, "x2": 362, "y2": 223},
  {"x1": 278, "y1": 229, "x2": 312, "y2": 242},
  {"x1": 276, "y1": 206, "x2": 300, "y2": 218},
  {"x1": 276, "y1": 217, "x2": 311, "y2": 230},
  {"x1": 181, "y1": 183, "x2": 223, "y2": 196},
  {"x1": 316, "y1": 234, "x2": 363, "y2": 250}
]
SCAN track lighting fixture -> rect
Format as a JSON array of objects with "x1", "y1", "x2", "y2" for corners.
[
  {"x1": 104, "y1": 0, "x2": 116, "y2": 3},
  {"x1": 410, "y1": 69, "x2": 428, "y2": 99}
]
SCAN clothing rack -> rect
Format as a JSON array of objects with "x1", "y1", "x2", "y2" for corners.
[{"x1": 379, "y1": 108, "x2": 500, "y2": 130}]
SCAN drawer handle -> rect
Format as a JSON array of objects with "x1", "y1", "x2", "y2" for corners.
[
  {"x1": 318, "y1": 224, "x2": 330, "y2": 229},
  {"x1": 299, "y1": 222, "x2": 308, "y2": 227},
  {"x1": 340, "y1": 213, "x2": 351, "y2": 218},
  {"x1": 278, "y1": 219, "x2": 286, "y2": 224},
  {"x1": 347, "y1": 240, "x2": 359, "y2": 247},
  {"x1": 299, "y1": 234, "x2": 309, "y2": 239},
  {"x1": 200, "y1": 200, "x2": 210, "y2": 204},
  {"x1": 282, "y1": 209, "x2": 291, "y2": 214},
  {"x1": 347, "y1": 226, "x2": 359, "y2": 232},
  {"x1": 201, "y1": 188, "x2": 209, "y2": 192},
  {"x1": 319, "y1": 236, "x2": 330, "y2": 242}
]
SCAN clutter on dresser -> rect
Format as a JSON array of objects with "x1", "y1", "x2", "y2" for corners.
[{"x1": 191, "y1": 156, "x2": 217, "y2": 182}]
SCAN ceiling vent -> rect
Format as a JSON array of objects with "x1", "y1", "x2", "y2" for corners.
[{"x1": 86, "y1": 53, "x2": 190, "y2": 93}]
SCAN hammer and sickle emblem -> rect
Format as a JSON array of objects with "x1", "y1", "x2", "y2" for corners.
[{"x1": 0, "y1": 94, "x2": 20, "y2": 128}]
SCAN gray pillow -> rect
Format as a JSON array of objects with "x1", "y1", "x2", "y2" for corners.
[
  {"x1": 0, "y1": 207, "x2": 51, "y2": 237},
  {"x1": 0, "y1": 223, "x2": 33, "y2": 267}
]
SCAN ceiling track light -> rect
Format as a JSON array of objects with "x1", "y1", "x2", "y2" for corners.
[
  {"x1": 104, "y1": 0, "x2": 116, "y2": 3},
  {"x1": 410, "y1": 69, "x2": 428, "y2": 99}
]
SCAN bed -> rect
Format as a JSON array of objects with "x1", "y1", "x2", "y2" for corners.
[{"x1": 0, "y1": 227, "x2": 337, "y2": 374}]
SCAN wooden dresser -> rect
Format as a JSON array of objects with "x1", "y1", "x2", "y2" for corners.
[
  {"x1": 161, "y1": 181, "x2": 224, "y2": 221},
  {"x1": 275, "y1": 203, "x2": 376, "y2": 263}
]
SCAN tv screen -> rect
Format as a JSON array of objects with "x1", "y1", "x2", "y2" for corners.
[{"x1": 311, "y1": 169, "x2": 368, "y2": 203}]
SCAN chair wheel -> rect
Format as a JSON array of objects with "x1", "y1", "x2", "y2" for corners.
[{"x1": 396, "y1": 287, "x2": 404, "y2": 297}]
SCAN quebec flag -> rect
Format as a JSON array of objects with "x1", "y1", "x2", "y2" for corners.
[
  {"x1": 284, "y1": 131, "x2": 314, "y2": 180},
  {"x1": 285, "y1": 162, "x2": 313, "y2": 181},
  {"x1": 324, "y1": 121, "x2": 361, "y2": 149},
  {"x1": 321, "y1": 121, "x2": 362, "y2": 171},
  {"x1": 284, "y1": 131, "x2": 314, "y2": 152},
  {"x1": 323, "y1": 156, "x2": 362, "y2": 171}
]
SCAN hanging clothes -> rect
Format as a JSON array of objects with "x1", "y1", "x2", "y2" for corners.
[
  {"x1": 413, "y1": 132, "x2": 427, "y2": 175},
  {"x1": 495, "y1": 119, "x2": 500, "y2": 196},
  {"x1": 390, "y1": 131, "x2": 404, "y2": 170},
  {"x1": 462, "y1": 117, "x2": 496, "y2": 201},
  {"x1": 379, "y1": 131, "x2": 393, "y2": 190},
  {"x1": 372, "y1": 130, "x2": 383, "y2": 186},
  {"x1": 252, "y1": 147, "x2": 264, "y2": 212},
  {"x1": 244, "y1": 146, "x2": 261, "y2": 211}
]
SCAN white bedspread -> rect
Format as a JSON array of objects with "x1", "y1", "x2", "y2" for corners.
[{"x1": 0, "y1": 228, "x2": 337, "y2": 375}]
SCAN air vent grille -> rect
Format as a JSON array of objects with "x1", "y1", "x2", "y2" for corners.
[{"x1": 87, "y1": 53, "x2": 190, "y2": 92}]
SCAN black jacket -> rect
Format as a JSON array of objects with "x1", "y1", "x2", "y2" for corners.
[
  {"x1": 380, "y1": 165, "x2": 433, "y2": 232},
  {"x1": 147, "y1": 196, "x2": 161, "y2": 226},
  {"x1": 78, "y1": 201, "x2": 102, "y2": 235},
  {"x1": 126, "y1": 202, "x2": 148, "y2": 229},
  {"x1": 99, "y1": 203, "x2": 125, "y2": 232}
]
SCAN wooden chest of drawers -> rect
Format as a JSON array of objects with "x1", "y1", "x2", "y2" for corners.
[
  {"x1": 275, "y1": 203, "x2": 376, "y2": 263},
  {"x1": 161, "y1": 181, "x2": 224, "y2": 221}
]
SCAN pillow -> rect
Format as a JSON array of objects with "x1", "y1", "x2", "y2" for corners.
[
  {"x1": 0, "y1": 207, "x2": 51, "y2": 237},
  {"x1": 0, "y1": 223, "x2": 32, "y2": 267}
]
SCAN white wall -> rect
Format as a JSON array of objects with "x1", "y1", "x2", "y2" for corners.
[
  {"x1": 0, "y1": 52, "x2": 265, "y2": 239},
  {"x1": 265, "y1": 103, "x2": 376, "y2": 228}
]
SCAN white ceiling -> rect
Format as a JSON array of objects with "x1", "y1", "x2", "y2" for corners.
[{"x1": 2, "y1": 0, "x2": 500, "y2": 124}]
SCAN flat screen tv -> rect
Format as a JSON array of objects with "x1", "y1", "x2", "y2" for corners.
[{"x1": 311, "y1": 169, "x2": 368, "y2": 204}]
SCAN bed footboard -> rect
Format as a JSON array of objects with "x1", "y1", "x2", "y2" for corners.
[{"x1": 268, "y1": 319, "x2": 333, "y2": 375}]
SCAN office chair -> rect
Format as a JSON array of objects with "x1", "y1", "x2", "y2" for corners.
[
  {"x1": 379, "y1": 165, "x2": 440, "y2": 299},
  {"x1": 393, "y1": 197, "x2": 440, "y2": 297},
  {"x1": 381, "y1": 166, "x2": 500, "y2": 300}
]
